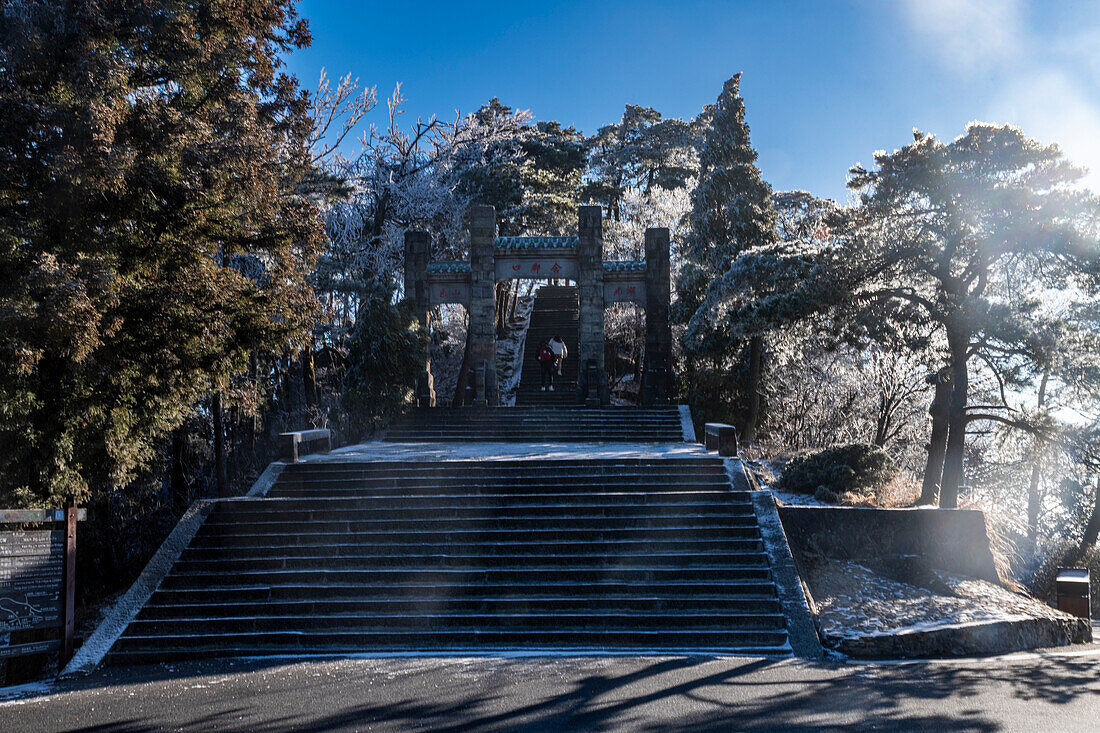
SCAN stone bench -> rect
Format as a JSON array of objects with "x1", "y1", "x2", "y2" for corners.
[
  {"x1": 279, "y1": 428, "x2": 332, "y2": 462},
  {"x1": 704, "y1": 423, "x2": 738, "y2": 457}
]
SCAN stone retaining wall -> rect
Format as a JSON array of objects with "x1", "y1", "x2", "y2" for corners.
[
  {"x1": 777, "y1": 506, "x2": 1000, "y2": 583},
  {"x1": 777, "y1": 505, "x2": 1092, "y2": 658}
]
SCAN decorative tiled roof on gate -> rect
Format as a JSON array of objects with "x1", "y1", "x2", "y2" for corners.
[
  {"x1": 495, "y1": 236, "x2": 579, "y2": 249},
  {"x1": 426, "y1": 261, "x2": 471, "y2": 274},
  {"x1": 603, "y1": 260, "x2": 646, "y2": 272}
]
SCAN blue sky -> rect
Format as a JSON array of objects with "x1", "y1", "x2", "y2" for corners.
[{"x1": 286, "y1": 1, "x2": 1100, "y2": 202}]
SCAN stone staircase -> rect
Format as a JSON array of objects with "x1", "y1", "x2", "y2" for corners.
[
  {"x1": 107, "y1": 458, "x2": 790, "y2": 663},
  {"x1": 517, "y1": 285, "x2": 578, "y2": 405},
  {"x1": 385, "y1": 406, "x2": 684, "y2": 442}
]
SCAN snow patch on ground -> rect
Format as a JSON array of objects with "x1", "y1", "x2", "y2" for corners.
[
  {"x1": 808, "y1": 560, "x2": 1071, "y2": 642},
  {"x1": 0, "y1": 681, "x2": 54, "y2": 703},
  {"x1": 320, "y1": 439, "x2": 712, "y2": 462},
  {"x1": 770, "y1": 490, "x2": 833, "y2": 507},
  {"x1": 497, "y1": 296, "x2": 534, "y2": 407},
  {"x1": 678, "y1": 405, "x2": 696, "y2": 442}
]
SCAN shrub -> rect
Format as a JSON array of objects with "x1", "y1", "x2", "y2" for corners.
[{"x1": 776, "y1": 443, "x2": 897, "y2": 498}]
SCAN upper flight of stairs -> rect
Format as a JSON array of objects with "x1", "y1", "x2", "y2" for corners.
[
  {"x1": 517, "y1": 285, "x2": 578, "y2": 405},
  {"x1": 107, "y1": 458, "x2": 790, "y2": 663},
  {"x1": 385, "y1": 406, "x2": 684, "y2": 442}
]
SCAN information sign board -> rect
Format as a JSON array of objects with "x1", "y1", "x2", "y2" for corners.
[{"x1": 0, "y1": 530, "x2": 64, "y2": 633}]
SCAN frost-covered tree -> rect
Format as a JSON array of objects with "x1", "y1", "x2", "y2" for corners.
[
  {"x1": 845, "y1": 126, "x2": 1100, "y2": 507},
  {"x1": 603, "y1": 183, "x2": 694, "y2": 395},
  {"x1": 314, "y1": 85, "x2": 532, "y2": 317},
  {"x1": 519, "y1": 120, "x2": 588, "y2": 236},
  {"x1": 718, "y1": 126, "x2": 1100, "y2": 507},
  {"x1": 585, "y1": 104, "x2": 700, "y2": 223},
  {"x1": 677, "y1": 74, "x2": 779, "y2": 442}
]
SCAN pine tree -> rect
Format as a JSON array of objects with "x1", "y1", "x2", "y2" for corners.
[
  {"x1": 0, "y1": 0, "x2": 323, "y2": 503},
  {"x1": 846, "y1": 126, "x2": 1100, "y2": 507},
  {"x1": 584, "y1": 105, "x2": 699, "y2": 224},
  {"x1": 718, "y1": 125, "x2": 1100, "y2": 507},
  {"x1": 519, "y1": 121, "x2": 587, "y2": 236},
  {"x1": 676, "y1": 74, "x2": 778, "y2": 441}
]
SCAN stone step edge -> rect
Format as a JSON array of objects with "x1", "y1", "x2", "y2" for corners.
[
  {"x1": 129, "y1": 611, "x2": 787, "y2": 623},
  {"x1": 142, "y1": 594, "x2": 783, "y2": 606}
]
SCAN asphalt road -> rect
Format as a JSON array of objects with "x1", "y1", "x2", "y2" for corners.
[{"x1": 1, "y1": 648, "x2": 1099, "y2": 732}]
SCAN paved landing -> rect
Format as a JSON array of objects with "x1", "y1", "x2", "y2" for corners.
[
  {"x1": 4, "y1": 652, "x2": 1100, "y2": 731},
  {"x1": 308, "y1": 440, "x2": 712, "y2": 463}
]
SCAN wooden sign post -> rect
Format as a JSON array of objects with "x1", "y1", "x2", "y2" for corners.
[{"x1": 0, "y1": 506, "x2": 85, "y2": 669}]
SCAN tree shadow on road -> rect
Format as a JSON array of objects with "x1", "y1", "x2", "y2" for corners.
[{"x1": 13, "y1": 652, "x2": 1100, "y2": 732}]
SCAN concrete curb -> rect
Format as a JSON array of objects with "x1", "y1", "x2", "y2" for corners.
[
  {"x1": 62, "y1": 462, "x2": 285, "y2": 675},
  {"x1": 678, "y1": 405, "x2": 696, "y2": 443},
  {"x1": 246, "y1": 461, "x2": 286, "y2": 497},
  {"x1": 726, "y1": 459, "x2": 823, "y2": 660},
  {"x1": 826, "y1": 615, "x2": 1092, "y2": 659},
  {"x1": 61, "y1": 499, "x2": 216, "y2": 676}
]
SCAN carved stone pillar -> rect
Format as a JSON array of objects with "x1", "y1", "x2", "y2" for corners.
[
  {"x1": 467, "y1": 205, "x2": 498, "y2": 406},
  {"x1": 577, "y1": 205, "x2": 607, "y2": 406},
  {"x1": 403, "y1": 230, "x2": 434, "y2": 407},
  {"x1": 644, "y1": 227, "x2": 672, "y2": 404}
]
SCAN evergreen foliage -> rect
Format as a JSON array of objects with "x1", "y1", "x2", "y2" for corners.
[
  {"x1": 712, "y1": 125, "x2": 1100, "y2": 506},
  {"x1": 844, "y1": 127, "x2": 1100, "y2": 506},
  {"x1": 676, "y1": 74, "x2": 778, "y2": 320},
  {"x1": 776, "y1": 443, "x2": 897, "y2": 501},
  {"x1": 0, "y1": 0, "x2": 323, "y2": 503},
  {"x1": 584, "y1": 104, "x2": 701, "y2": 223},
  {"x1": 341, "y1": 293, "x2": 428, "y2": 437},
  {"x1": 519, "y1": 121, "x2": 588, "y2": 235},
  {"x1": 676, "y1": 74, "x2": 778, "y2": 439},
  {"x1": 456, "y1": 99, "x2": 587, "y2": 236}
]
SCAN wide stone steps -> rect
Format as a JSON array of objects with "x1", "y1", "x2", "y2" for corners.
[
  {"x1": 189, "y1": 525, "x2": 764, "y2": 545},
  {"x1": 389, "y1": 414, "x2": 681, "y2": 424},
  {"x1": 281, "y1": 457, "x2": 717, "y2": 470},
  {"x1": 110, "y1": 630, "x2": 790, "y2": 663},
  {"x1": 207, "y1": 500, "x2": 753, "y2": 521},
  {"x1": 161, "y1": 566, "x2": 774, "y2": 587},
  {"x1": 142, "y1": 578, "x2": 781, "y2": 601},
  {"x1": 270, "y1": 475, "x2": 733, "y2": 488},
  {"x1": 518, "y1": 286, "x2": 579, "y2": 405},
  {"x1": 383, "y1": 433, "x2": 679, "y2": 442},
  {"x1": 108, "y1": 457, "x2": 791, "y2": 661},
  {"x1": 137, "y1": 595, "x2": 783, "y2": 617},
  {"x1": 226, "y1": 490, "x2": 744, "y2": 505},
  {"x1": 171, "y1": 551, "x2": 770, "y2": 572},
  {"x1": 182, "y1": 538, "x2": 766, "y2": 556},
  {"x1": 126, "y1": 611, "x2": 787, "y2": 635}
]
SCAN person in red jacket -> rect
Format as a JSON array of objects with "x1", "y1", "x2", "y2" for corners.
[{"x1": 537, "y1": 341, "x2": 555, "y2": 391}]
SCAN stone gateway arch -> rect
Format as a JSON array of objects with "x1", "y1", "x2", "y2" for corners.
[{"x1": 404, "y1": 205, "x2": 672, "y2": 407}]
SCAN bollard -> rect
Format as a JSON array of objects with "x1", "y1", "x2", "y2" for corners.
[
  {"x1": 474, "y1": 363, "x2": 487, "y2": 407},
  {"x1": 416, "y1": 369, "x2": 435, "y2": 408},
  {"x1": 705, "y1": 423, "x2": 739, "y2": 457},
  {"x1": 585, "y1": 360, "x2": 599, "y2": 408},
  {"x1": 463, "y1": 370, "x2": 476, "y2": 406},
  {"x1": 1056, "y1": 568, "x2": 1091, "y2": 620}
]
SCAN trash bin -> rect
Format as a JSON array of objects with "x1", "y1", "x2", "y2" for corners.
[{"x1": 1056, "y1": 567, "x2": 1091, "y2": 620}]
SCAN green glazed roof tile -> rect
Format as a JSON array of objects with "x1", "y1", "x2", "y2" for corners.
[
  {"x1": 426, "y1": 261, "x2": 471, "y2": 273},
  {"x1": 495, "y1": 236, "x2": 579, "y2": 249},
  {"x1": 603, "y1": 260, "x2": 646, "y2": 272}
]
